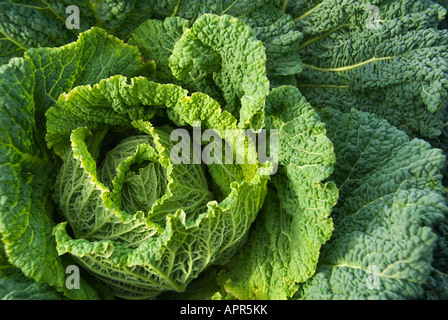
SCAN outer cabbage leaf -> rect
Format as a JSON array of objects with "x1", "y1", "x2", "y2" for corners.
[
  {"x1": 295, "y1": 108, "x2": 448, "y2": 300},
  {"x1": 0, "y1": 0, "x2": 292, "y2": 67},
  {"x1": 239, "y1": 5, "x2": 303, "y2": 83},
  {"x1": 171, "y1": 0, "x2": 278, "y2": 21},
  {"x1": 436, "y1": 0, "x2": 448, "y2": 28},
  {"x1": 156, "y1": 266, "x2": 225, "y2": 300},
  {"x1": 0, "y1": 27, "x2": 147, "y2": 299},
  {"x1": 45, "y1": 75, "x2": 238, "y2": 155},
  {"x1": 423, "y1": 213, "x2": 448, "y2": 299},
  {"x1": 0, "y1": 0, "x2": 187, "y2": 64},
  {"x1": 0, "y1": 0, "x2": 75, "y2": 64},
  {"x1": 128, "y1": 17, "x2": 189, "y2": 84},
  {"x1": 169, "y1": 14, "x2": 270, "y2": 130},
  {"x1": 423, "y1": 268, "x2": 448, "y2": 299},
  {"x1": 46, "y1": 75, "x2": 269, "y2": 299},
  {"x1": 129, "y1": 7, "x2": 302, "y2": 93},
  {"x1": 286, "y1": 0, "x2": 448, "y2": 140},
  {"x1": 2, "y1": 0, "x2": 302, "y2": 90},
  {"x1": 166, "y1": 0, "x2": 299, "y2": 70},
  {"x1": 0, "y1": 242, "x2": 63, "y2": 300},
  {"x1": 216, "y1": 86, "x2": 338, "y2": 299},
  {"x1": 28, "y1": 27, "x2": 150, "y2": 150}
]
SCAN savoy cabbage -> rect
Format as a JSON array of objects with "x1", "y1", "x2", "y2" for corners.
[{"x1": 0, "y1": 0, "x2": 448, "y2": 300}]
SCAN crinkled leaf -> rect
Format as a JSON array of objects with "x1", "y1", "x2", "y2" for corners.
[
  {"x1": 0, "y1": 265, "x2": 63, "y2": 300},
  {"x1": 0, "y1": 0, "x2": 76, "y2": 64},
  {"x1": 45, "y1": 75, "x2": 241, "y2": 156},
  {"x1": 288, "y1": 0, "x2": 448, "y2": 140},
  {"x1": 0, "y1": 0, "x2": 281, "y2": 64},
  {"x1": 28, "y1": 26, "x2": 148, "y2": 152},
  {"x1": 130, "y1": 7, "x2": 303, "y2": 86},
  {"x1": 240, "y1": 5, "x2": 303, "y2": 80},
  {"x1": 218, "y1": 86, "x2": 338, "y2": 299},
  {"x1": 0, "y1": 27, "x2": 146, "y2": 299},
  {"x1": 171, "y1": 0, "x2": 278, "y2": 22},
  {"x1": 423, "y1": 213, "x2": 448, "y2": 299},
  {"x1": 296, "y1": 108, "x2": 448, "y2": 300},
  {"x1": 0, "y1": 0, "x2": 188, "y2": 64},
  {"x1": 128, "y1": 17, "x2": 189, "y2": 84},
  {"x1": 169, "y1": 14, "x2": 270, "y2": 130}
]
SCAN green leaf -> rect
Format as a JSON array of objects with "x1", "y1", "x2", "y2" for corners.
[
  {"x1": 0, "y1": 27, "x2": 147, "y2": 299},
  {"x1": 129, "y1": 6, "x2": 303, "y2": 86},
  {"x1": 0, "y1": 0, "x2": 187, "y2": 64},
  {"x1": 218, "y1": 86, "x2": 338, "y2": 299},
  {"x1": 0, "y1": 0, "x2": 76, "y2": 64},
  {"x1": 28, "y1": 26, "x2": 147, "y2": 155},
  {"x1": 0, "y1": 0, "x2": 279, "y2": 64},
  {"x1": 289, "y1": 0, "x2": 448, "y2": 140},
  {"x1": 296, "y1": 108, "x2": 448, "y2": 299},
  {"x1": 0, "y1": 268, "x2": 63, "y2": 300},
  {"x1": 45, "y1": 75, "x2": 243, "y2": 156},
  {"x1": 169, "y1": 14, "x2": 270, "y2": 130},
  {"x1": 0, "y1": 56, "x2": 63, "y2": 289},
  {"x1": 172, "y1": 0, "x2": 279, "y2": 22},
  {"x1": 240, "y1": 5, "x2": 303, "y2": 79},
  {"x1": 128, "y1": 17, "x2": 189, "y2": 84},
  {"x1": 423, "y1": 213, "x2": 448, "y2": 299}
]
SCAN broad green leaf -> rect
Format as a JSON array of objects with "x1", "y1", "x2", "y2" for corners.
[
  {"x1": 240, "y1": 5, "x2": 303, "y2": 79},
  {"x1": 296, "y1": 108, "x2": 448, "y2": 299},
  {"x1": 0, "y1": 0, "x2": 185, "y2": 64},
  {"x1": 46, "y1": 75, "x2": 243, "y2": 155},
  {"x1": 0, "y1": 258, "x2": 63, "y2": 300},
  {"x1": 0, "y1": 27, "x2": 147, "y2": 299},
  {"x1": 172, "y1": 0, "x2": 279, "y2": 21},
  {"x1": 128, "y1": 17, "x2": 189, "y2": 84},
  {"x1": 423, "y1": 212, "x2": 448, "y2": 299},
  {"x1": 0, "y1": 0, "x2": 280, "y2": 64},
  {"x1": 218, "y1": 86, "x2": 338, "y2": 299},
  {"x1": 27, "y1": 26, "x2": 150, "y2": 155},
  {"x1": 0, "y1": 0, "x2": 76, "y2": 64},
  {"x1": 288, "y1": 0, "x2": 448, "y2": 140},
  {"x1": 129, "y1": 6, "x2": 303, "y2": 86},
  {"x1": 169, "y1": 14, "x2": 270, "y2": 130}
]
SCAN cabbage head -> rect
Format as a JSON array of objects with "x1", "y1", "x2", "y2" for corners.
[{"x1": 48, "y1": 75, "x2": 269, "y2": 299}]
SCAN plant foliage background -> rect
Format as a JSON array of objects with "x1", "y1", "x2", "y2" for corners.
[{"x1": 0, "y1": 0, "x2": 448, "y2": 300}]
